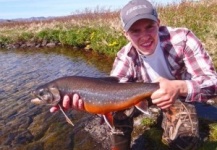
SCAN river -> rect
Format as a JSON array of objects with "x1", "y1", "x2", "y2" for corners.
[{"x1": 0, "y1": 47, "x2": 113, "y2": 150}]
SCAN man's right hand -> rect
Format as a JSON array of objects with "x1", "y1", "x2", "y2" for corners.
[{"x1": 50, "y1": 94, "x2": 84, "y2": 113}]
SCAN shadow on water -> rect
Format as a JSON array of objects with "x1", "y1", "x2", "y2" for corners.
[{"x1": 0, "y1": 47, "x2": 113, "y2": 150}]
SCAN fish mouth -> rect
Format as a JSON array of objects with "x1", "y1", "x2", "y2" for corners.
[
  {"x1": 30, "y1": 90, "x2": 44, "y2": 104},
  {"x1": 31, "y1": 98, "x2": 43, "y2": 104}
]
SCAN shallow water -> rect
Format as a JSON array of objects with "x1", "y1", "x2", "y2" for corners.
[{"x1": 0, "y1": 47, "x2": 113, "y2": 150}]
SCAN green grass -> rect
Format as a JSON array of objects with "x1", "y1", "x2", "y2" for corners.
[
  {"x1": 140, "y1": 118, "x2": 217, "y2": 150},
  {"x1": 0, "y1": 0, "x2": 216, "y2": 59}
]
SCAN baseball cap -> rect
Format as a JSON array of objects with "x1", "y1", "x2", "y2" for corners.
[{"x1": 120, "y1": 0, "x2": 158, "y2": 31}]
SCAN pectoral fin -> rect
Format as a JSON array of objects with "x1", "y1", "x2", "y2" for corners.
[
  {"x1": 58, "y1": 104, "x2": 74, "y2": 126},
  {"x1": 103, "y1": 113, "x2": 114, "y2": 129},
  {"x1": 135, "y1": 100, "x2": 150, "y2": 116}
]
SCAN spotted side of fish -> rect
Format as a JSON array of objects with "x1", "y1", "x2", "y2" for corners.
[{"x1": 31, "y1": 76, "x2": 159, "y2": 114}]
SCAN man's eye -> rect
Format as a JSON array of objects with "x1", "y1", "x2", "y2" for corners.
[
  {"x1": 148, "y1": 26, "x2": 154, "y2": 29},
  {"x1": 131, "y1": 29, "x2": 140, "y2": 33}
]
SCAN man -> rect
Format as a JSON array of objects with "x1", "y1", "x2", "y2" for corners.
[{"x1": 50, "y1": 0, "x2": 217, "y2": 149}]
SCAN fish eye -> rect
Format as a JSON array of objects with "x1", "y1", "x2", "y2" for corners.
[{"x1": 38, "y1": 89, "x2": 46, "y2": 96}]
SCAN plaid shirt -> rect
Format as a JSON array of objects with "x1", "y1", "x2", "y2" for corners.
[{"x1": 110, "y1": 26, "x2": 217, "y2": 102}]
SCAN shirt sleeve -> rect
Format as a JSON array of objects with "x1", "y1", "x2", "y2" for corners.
[
  {"x1": 110, "y1": 49, "x2": 131, "y2": 83},
  {"x1": 182, "y1": 30, "x2": 217, "y2": 102}
]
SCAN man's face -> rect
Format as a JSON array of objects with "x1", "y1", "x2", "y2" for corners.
[{"x1": 124, "y1": 19, "x2": 160, "y2": 56}]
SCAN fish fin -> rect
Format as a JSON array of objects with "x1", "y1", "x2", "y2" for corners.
[
  {"x1": 58, "y1": 104, "x2": 74, "y2": 126},
  {"x1": 103, "y1": 113, "x2": 114, "y2": 129},
  {"x1": 135, "y1": 100, "x2": 150, "y2": 116},
  {"x1": 97, "y1": 114, "x2": 105, "y2": 125}
]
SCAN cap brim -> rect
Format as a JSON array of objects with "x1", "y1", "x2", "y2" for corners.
[{"x1": 124, "y1": 14, "x2": 158, "y2": 31}]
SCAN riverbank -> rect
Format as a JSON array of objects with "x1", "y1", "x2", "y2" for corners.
[{"x1": 0, "y1": 0, "x2": 217, "y2": 64}]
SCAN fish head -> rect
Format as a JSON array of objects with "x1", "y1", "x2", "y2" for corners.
[{"x1": 31, "y1": 86, "x2": 61, "y2": 106}]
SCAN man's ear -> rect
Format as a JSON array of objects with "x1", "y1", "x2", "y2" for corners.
[{"x1": 123, "y1": 31, "x2": 131, "y2": 41}]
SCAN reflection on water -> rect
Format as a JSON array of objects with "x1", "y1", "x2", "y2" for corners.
[{"x1": 0, "y1": 47, "x2": 113, "y2": 150}]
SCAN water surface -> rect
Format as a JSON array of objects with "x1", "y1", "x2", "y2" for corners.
[{"x1": 0, "y1": 47, "x2": 113, "y2": 150}]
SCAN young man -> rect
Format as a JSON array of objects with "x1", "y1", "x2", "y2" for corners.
[{"x1": 50, "y1": 0, "x2": 217, "y2": 149}]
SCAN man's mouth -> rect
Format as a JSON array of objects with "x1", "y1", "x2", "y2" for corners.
[{"x1": 141, "y1": 41, "x2": 152, "y2": 48}]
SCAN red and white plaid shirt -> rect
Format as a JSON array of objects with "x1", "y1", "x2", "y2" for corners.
[{"x1": 110, "y1": 26, "x2": 217, "y2": 102}]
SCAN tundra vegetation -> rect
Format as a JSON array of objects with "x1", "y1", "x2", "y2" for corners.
[{"x1": 0, "y1": 0, "x2": 217, "y2": 149}]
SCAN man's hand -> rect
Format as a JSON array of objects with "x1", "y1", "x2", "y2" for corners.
[
  {"x1": 151, "y1": 77, "x2": 188, "y2": 109},
  {"x1": 50, "y1": 94, "x2": 84, "y2": 113}
]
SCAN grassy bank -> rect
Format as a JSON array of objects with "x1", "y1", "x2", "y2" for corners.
[
  {"x1": 0, "y1": 0, "x2": 216, "y2": 62},
  {"x1": 0, "y1": 8, "x2": 126, "y2": 56}
]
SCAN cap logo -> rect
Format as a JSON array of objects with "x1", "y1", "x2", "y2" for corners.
[{"x1": 126, "y1": 5, "x2": 147, "y2": 16}]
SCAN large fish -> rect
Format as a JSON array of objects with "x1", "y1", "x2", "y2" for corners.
[{"x1": 31, "y1": 76, "x2": 159, "y2": 114}]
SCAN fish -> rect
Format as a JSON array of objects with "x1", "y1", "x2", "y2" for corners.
[
  {"x1": 31, "y1": 76, "x2": 159, "y2": 126},
  {"x1": 31, "y1": 76, "x2": 159, "y2": 113}
]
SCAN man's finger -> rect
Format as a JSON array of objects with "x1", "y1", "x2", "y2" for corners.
[
  {"x1": 78, "y1": 99, "x2": 84, "y2": 110},
  {"x1": 72, "y1": 94, "x2": 79, "y2": 109},
  {"x1": 62, "y1": 95, "x2": 70, "y2": 109},
  {"x1": 151, "y1": 89, "x2": 166, "y2": 99},
  {"x1": 50, "y1": 107, "x2": 59, "y2": 113}
]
